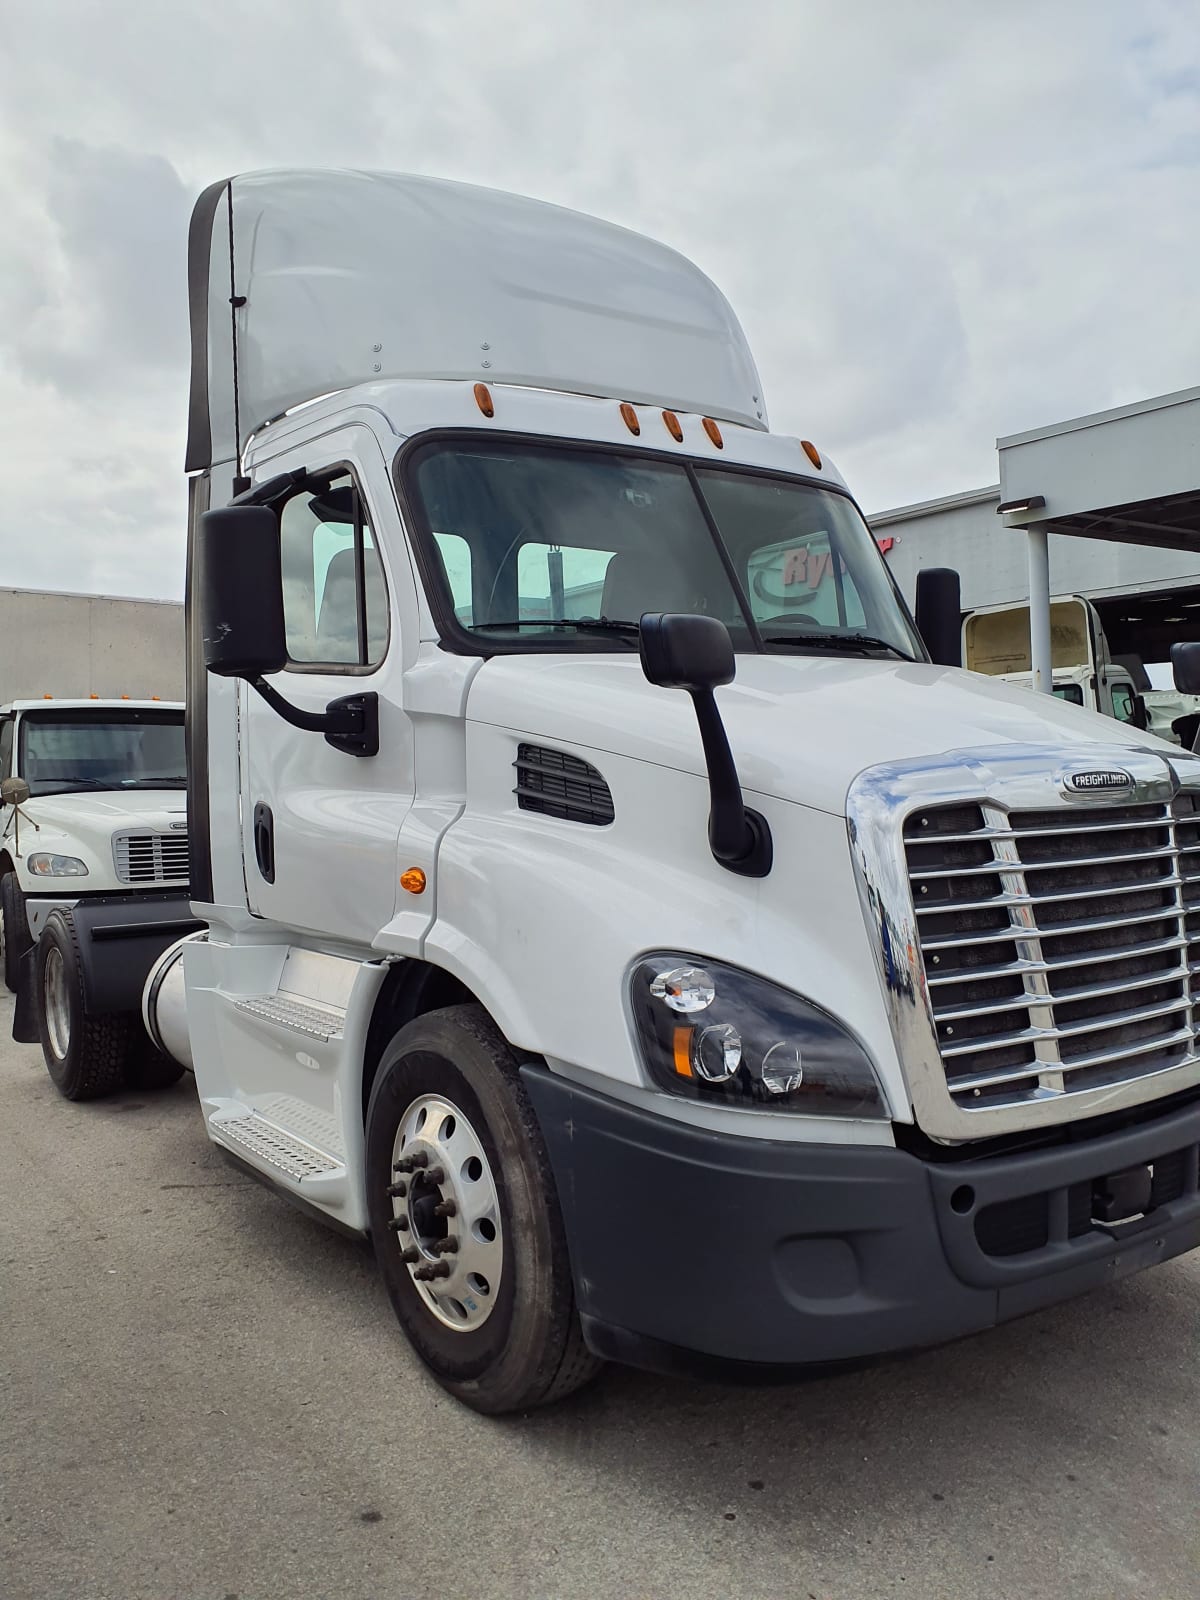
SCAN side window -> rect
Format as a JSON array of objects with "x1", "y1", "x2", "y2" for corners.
[
  {"x1": 1110, "y1": 683, "x2": 1135, "y2": 723},
  {"x1": 517, "y1": 543, "x2": 614, "y2": 621},
  {"x1": 745, "y1": 532, "x2": 866, "y2": 629},
  {"x1": 279, "y1": 471, "x2": 388, "y2": 668},
  {"x1": 0, "y1": 717, "x2": 12, "y2": 779}
]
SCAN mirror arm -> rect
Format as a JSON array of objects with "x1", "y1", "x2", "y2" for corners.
[
  {"x1": 250, "y1": 678, "x2": 379, "y2": 758},
  {"x1": 688, "y1": 688, "x2": 773, "y2": 878}
]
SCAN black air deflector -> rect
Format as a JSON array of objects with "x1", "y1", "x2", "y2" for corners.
[{"x1": 514, "y1": 744, "x2": 614, "y2": 826}]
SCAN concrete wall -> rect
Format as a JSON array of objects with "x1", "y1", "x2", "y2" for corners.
[
  {"x1": 870, "y1": 489, "x2": 1200, "y2": 612},
  {"x1": 0, "y1": 589, "x2": 184, "y2": 703}
]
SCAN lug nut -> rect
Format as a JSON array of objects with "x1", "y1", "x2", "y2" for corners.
[
  {"x1": 425, "y1": 1165, "x2": 445, "y2": 1185},
  {"x1": 393, "y1": 1158, "x2": 413, "y2": 1174},
  {"x1": 430, "y1": 1260, "x2": 450, "y2": 1279},
  {"x1": 433, "y1": 1236, "x2": 459, "y2": 1255},
  {"x1": 400, "y1": 1247, "x2": 419, "y2": 1263},
  {"x1": 387, "y1": 1216, "x2": 409, "y2": 1232},
  {"x1": 408, "y1": 1151, "x2": 428, "y2": 1169},
  {"x1": 388, "y1": 1181, "x2": 407, "y2": 1197},
  {"x1": 433, "y1": 1198, "x2": 457, "y2": 1218}
]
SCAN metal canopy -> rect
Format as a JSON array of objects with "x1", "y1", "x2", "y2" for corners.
[
  {"x1": 996, "y1": 385, "x2": 1200, "y2": 551},
  {"x1": 186, "y1": 169, "x2": 767, "y2": 474}
]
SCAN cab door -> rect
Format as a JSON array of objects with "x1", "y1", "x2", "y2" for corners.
[{"x1": 239, "y1": 426, "x2": 415, "y2": 945}]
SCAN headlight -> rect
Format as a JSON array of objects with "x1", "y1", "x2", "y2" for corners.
[
  {"x1": 630, "y1": 954, "x2": 887, "y2": 1117},
  {"x1": 27, "y1": 854, "x2": 89, "y2": 877}
]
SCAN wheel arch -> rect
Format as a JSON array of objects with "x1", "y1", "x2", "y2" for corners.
[{"x1": 361, "y1": 959, "x2": 486, "y2": 1123}]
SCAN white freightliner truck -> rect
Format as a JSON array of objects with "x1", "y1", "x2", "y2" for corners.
[
  {"x1": 2, "y1": 698, "x2": 193, "y2": 1093},
  {"x1": 18, "y1": 170, "x2": 1200, "y2": 1413}
]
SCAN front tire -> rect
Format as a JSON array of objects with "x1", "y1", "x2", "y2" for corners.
[
  {"x1": 365, "y1": 1004, "x2": 601, "y2": 1414},
  {"x1": 1, "y1": 870, "x2": 30, "y2": 993},
  {"x1": 36, "y1": 912, "x2": 133, "y2": 1100}
]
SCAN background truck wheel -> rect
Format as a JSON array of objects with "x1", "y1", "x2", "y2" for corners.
[
  {"x1": 36, "y1": 911, "x2": 133, "y2": 1100},
  {"x1": 1, "y1": 870, "x2": 31, "y2": 994},
  {"x1": 365, "y1": 1003, "x2": 601, "y2": 1415}
]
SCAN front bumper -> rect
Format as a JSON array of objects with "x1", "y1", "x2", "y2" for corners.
[{"x1": 522, "y1": 1067, "x2": 1200, "y2": 1375}]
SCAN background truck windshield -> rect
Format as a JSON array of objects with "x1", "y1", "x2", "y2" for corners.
[
  {"x1": 406, "y1": 441, "x2": 923, "y2": 659},
  {"x1": 19, "y1": 712, "x2": 186, "y2": 797}
]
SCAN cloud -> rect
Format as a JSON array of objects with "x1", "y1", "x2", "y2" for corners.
[{"x1": 0, "y1": 0, "x2": 1197, "y2": 596}]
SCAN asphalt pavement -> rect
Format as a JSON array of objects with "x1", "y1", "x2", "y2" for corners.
[{"x1": 1, "y1": 991, "x2": 1197, "y2": 1600}]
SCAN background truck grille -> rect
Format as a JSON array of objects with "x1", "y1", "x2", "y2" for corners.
[
  {"x1": 113, "y1": 831, "x2": 189, "y2": 884},
  {"x1": 903, "y1": 796, "x2": 1200, "y2": 1109}
]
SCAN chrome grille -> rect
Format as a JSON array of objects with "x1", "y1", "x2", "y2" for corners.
[
  {"x1": 904, "y1": 796, "x2": 1200, "y2": 1109},
  {"x1": 113, "y1": 831, "x2": 189, "y2": 884}
]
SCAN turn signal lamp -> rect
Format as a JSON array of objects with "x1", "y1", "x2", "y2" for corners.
[{"x1": 400, "y1": 867, "x2": 427, "y2": 895}]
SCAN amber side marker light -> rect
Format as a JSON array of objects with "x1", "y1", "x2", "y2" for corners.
[
  {"x1": 672, "y1": 1026, "x2": 695, "y2": 1079},
  {"x1": 662, "y1": 410, "x2": 683, "y2": 442},
  {"x1": 801, "y1": 440, "x2": 822, "y2": 470},
  {"x1": 620, "y1": 402, "x2": 640, "y2": 436},
  {"x1": 473, "y1": 382, "x2": 495, "y2": 418},
  {"x1": 400, "y1": 867, "x2": 427, "y2": 895},
  {"x1": 702, "y1": 417, "x2": 723, "y2": 449}
]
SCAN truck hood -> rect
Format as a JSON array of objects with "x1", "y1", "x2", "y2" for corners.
[
  {"x1": 466, "y1": 653, "x2": 1177, "y2": 816},
  {"x1": 16, "y1": 789, "x2": 188, "y2": 833}
]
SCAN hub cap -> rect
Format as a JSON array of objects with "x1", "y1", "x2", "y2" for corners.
[
  {"x1": 43, "y1": 945, "x2": 71, "y2": 1061},
  {"x1": 391, "y1": 1094, "x2": 503, "y2": 1333}
]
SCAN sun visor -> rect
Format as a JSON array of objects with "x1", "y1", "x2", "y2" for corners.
[{"x1": 186, "y1": 169, "x2": 767, "y2": 473}]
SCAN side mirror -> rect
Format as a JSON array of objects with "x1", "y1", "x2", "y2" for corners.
[
  {"x1": 0, "y1": 776, "x2": 30, "y2": 808},
  {"x1": 198, "y1": 505, "x2": 287, "y2": 679},
  {"x1": 639, "y1": 614, "x2": 771, "y2": 878},
  {"x1": 1172, "y1": 641, "x2": 1200, "y2": 696},
  {"x1": 914, "y1": 567, "x2": 962, "y2": 668}
]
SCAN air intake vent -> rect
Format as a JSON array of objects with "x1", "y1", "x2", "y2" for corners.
[{"x1": 514, "y1": 744, "x2": 614, "y2": 826}]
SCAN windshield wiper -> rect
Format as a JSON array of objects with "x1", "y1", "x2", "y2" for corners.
[
  {"x1": 118, "y1": 776, "x2": 188, "y2": 787},
  {"x1": 763, "y1": 632, "x2": 914, "y2": 661},
  {"x1": 471, "y1": 618, "x2": 641, "y2": 639}
]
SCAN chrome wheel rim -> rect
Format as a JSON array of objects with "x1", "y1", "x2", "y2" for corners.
[
  {"x1": 43, "y1": 946, "x2": 71, "y2": 1060},
  {"x1": 390, "y1": 1093, "x2": 504, "y2": 1333}
]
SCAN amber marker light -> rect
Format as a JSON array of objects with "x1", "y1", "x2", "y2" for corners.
[
  {"x1": 473, "y1": 382, "x2": 495, "y2": 418},
  {"x1": 619, "y1": 402, "x2": 640, "y2": 435},
  {"x1": 672, "y1": 1026, "x2": 695, "y2": 1079},
  {"x1": 400, "y1": 868, "x2": 427, "y2": 895},
  {"x1": 801, "y1": 440, "x2": 822, "y2": 469},
  {"x1": 662, "y1": 410, "x2": 683, "y2": 442},
  {"x1": 702, "y1": 417, "x2": 723, "y2": 448}
]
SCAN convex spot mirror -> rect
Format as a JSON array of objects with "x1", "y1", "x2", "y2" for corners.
[
  {"x1": 0, "y1": 776, "x2": 30, "y2": 807},
  {"x1": 638, "y1": 611, "x2": 735, "y2": 691}
]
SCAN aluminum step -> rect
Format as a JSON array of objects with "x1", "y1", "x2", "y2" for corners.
[
  {"x1": 214, "y1": 1112, "x2": 340, "y2": 1180},
  {"x1": 233, "y1": 994, "x2": 345, "y2": 1042}
]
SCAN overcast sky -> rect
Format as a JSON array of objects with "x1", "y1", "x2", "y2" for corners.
[{"x1": 1, "y1": 0, "x2": 1197, "y2": 600}]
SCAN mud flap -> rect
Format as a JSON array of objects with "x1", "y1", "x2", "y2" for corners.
[{"x1": 12, "y1": 943, "x2": 38, "y2": 1043}]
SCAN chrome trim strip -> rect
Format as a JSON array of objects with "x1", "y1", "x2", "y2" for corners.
[{"x1": 847, "y1": 741, "x2": 1200, "y2": 1142}]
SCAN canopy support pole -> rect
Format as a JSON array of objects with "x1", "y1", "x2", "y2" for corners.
[{"x1": 1027, "y1": 526, "x2": 1052, "y2": 694}]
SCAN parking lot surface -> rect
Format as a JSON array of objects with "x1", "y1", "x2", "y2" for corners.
[{"x1": 1, "y1": 991, "x2": 1197, "y2": 1600}]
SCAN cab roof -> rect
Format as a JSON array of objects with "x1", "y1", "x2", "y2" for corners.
[{"x1": 2, "y1": 699, "x2": 184, "y2": 714}]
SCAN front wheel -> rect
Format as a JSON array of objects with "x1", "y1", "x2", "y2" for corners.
[
  {"x1": 36, "y1": 912, "x2": 133, "y2": 1100},
  {"x1": 365, "y1": 1004, "x2": 601, "y2": 1414}
]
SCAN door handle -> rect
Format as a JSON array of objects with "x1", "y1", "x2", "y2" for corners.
[{"x1": 253, "y1": 802, "x2": 275, "y2": 883}]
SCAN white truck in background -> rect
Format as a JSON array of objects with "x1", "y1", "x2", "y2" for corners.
[
  {"x1": 1, "y1": 698, "x2": 194, "y2": 1093},
  {"x1": 963, "y1": 595, "x2": 1150, "y2": 729},
  {"x1": 18, "y1": 170, "x2": 1200, "y2": 1415}
]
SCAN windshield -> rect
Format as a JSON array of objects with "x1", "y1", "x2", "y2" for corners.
[
  {"x1": 404, "y1": 440, "x2": 923, "y2": 659},
  {"x1": 1052, "y1": 683, "x2": 1085, "y2": 706},
  {"x1": 19, "y1": 712, "x2": 186, "y2": 797}
]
